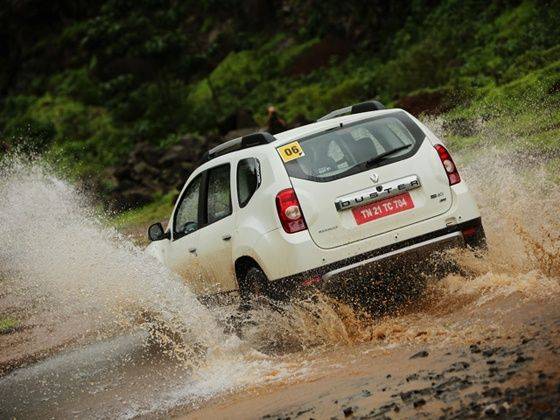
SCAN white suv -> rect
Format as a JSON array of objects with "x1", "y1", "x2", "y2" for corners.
[{"x1": 146, "y1": 101, "x2": 485, "y2": 305}]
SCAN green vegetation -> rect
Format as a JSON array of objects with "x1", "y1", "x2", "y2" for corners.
[
  {"x1": 112, "y1": 191, "x2": 174, "y2": 243},
  {"x1": 0, "y1": 317, "x2": 18, "y2": 335},
  {"x1": 444, "y1": 60, "x2": 560, "y2": 152},
  {"x1": 1, "y1": 0, "x2": 559, "y2": 212}
]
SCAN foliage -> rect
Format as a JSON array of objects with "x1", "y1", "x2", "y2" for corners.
[
  {"x1": 1, "y1": 0, "x2": 559, "y2": 203},
  {"x1": 112, "y1": 191, "x2": 176, "y2": 244},
  {"x1": 0, "y1": 317, "x2": 18, "y2": 335}
]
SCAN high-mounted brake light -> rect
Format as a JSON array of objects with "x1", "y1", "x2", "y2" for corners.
[
  {"x1": 275, "y1": 188, "x2": 307, "y2": 233},
  {"x1": 434, "y1": 144, "x2": 461, "y2": 185}
]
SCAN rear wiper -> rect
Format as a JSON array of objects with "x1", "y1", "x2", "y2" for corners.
[{"x1": 364, "y1": 144, "x2": 412, "y2": 168}]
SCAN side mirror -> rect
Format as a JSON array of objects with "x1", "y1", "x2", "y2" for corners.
[{"x1": 148, "y1": 222, "x2": 168, "y2": 241}]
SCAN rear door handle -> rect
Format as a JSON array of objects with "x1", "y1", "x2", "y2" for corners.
[
  {"x1": 188, "y1": 247, "x2": 197, "y2": 253},
  {"x1": 222, "y1": 234, "x2": 232, "y2": 241}
]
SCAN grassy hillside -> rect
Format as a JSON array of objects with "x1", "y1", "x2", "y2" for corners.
[{"x1": 1, "y1": 0, "x2": 559, "y2": 215}]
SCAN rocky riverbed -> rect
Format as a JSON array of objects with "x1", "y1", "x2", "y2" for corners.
[{"x1": 176, "y1": 296, "x2": 560, "y2": 419}]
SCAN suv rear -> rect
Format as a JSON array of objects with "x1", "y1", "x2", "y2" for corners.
[{"x1": 146, "y1": 102, "x2": 485, "y2": 305}]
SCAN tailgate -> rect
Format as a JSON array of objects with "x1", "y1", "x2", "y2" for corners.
[
  {"x1": 279, "y1": 111, "x2": 453, "y2": 249},
  {"x1": 292, "y1": 141, "x2": 452, "y2": 249}
]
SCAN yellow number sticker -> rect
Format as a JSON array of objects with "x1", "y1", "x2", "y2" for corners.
[{"x1": 277, "y1": 141, "x2": 305, "y2": 162}]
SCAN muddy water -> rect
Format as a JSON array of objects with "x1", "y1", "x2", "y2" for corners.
[
  {"x1": 0, "y1": 121, "x2": 559, "y2": 418},
  {"x1": 0, "y1": 160, "x2": 294, "y2": 417}
]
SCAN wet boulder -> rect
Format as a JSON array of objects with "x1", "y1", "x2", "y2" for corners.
[
  {"x1": 115, "y1": 187, "x2": 154, "y2": 209},
  {"x1": 223, "y1": 127, "x2": 261, "y2": 141},
  {"x1": 218, "y1": 109, "x2": 258, "y2": 135},
  {"x1": 396, "y1": 87, "x2": 454, "y2": 116}
]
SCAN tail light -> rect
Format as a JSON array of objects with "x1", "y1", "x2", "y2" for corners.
[
  {"x1": 275, "y1": 188, "x2": 307, "y2": 233},
  {"x1": 434, "y1": 144, "x2": 461, "y2": 185}
]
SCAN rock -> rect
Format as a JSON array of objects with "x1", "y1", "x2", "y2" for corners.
[
  {"x1": 514, "y1": 355, "x2": 533, "y2": 364},
  {"x1": 482, "y1": 387, "x2": 502, "y2": 398},
  {"x1": 218, "y1": 109, "x2": 258, "y2": 135},
  {"x1": 400, "y1": 388, "x2": 432, "y2": 402},
  {"x1": 116, "y1": 188, "x2": 154, "y2": 210},
  {"x1": 466, "y1": 391, "x2": 480, "y2": 401},
  {"x1": 395, "y1": 87, "x2": 455, "y2": 116},
  {"x1": 222, "y1": 127, "x2": 261, "y2": 141},
  {"x1": 410, "y1": 350, "x2": 429, "y2": 359},
  {"x1": 413, "y1": 398, "x2": 426, "y2": 408},
  {"x1": 289, "y1": 114, "x2": 313, "y2": 128},
  {"x1": 482, "y1": 348, "x2": 497, "y2": 357},
  {"x1": 521, "y1": 336, "x2": 532, "y2": 344},
  {"x1": 129, "y1": 141, "x2": 161, "y2": 166},
  {"x1": 446, "y1": 361, "x2": 470, "y2": 372},
  {"x1": 132, "y1": 161, "x2": 159, "y2": 177},
  {"x1": 113, "y1": 165, "x2": 133, "y2": 181},
  {"x1": 342, "y1": 406, "x2": 353, "y2": 417},
  {"x1": 483, "y1": 403, "x2": 498, "y2": 416},
  {"x1": 178, "y1": 134, "x2": 207, "y2": 159},
  {"x1": 295, "y1": 408, "x2": 312, "y2": 417},
  {"x1": 434, "y1": 376, "x2": 472, "y2": 395},
  {"x1": 235, "y1": 109, "x2": 258, "y2": 129},
  {"x1": 158, "y1": 143, "x2": 197, "y2": 167},
  {"x1": 368, "y1": 402, "x2": 399, "y2": 417},
  {"x1": 469, "y1": 344, "x2": 481, "y2": 353}
]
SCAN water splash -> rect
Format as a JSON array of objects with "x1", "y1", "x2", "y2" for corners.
[
  {"x1": 0, "y1": 157, "x2": 283, "y2": 417},
  {"x1": 0, "y1": 158, "x2": 228, "y2": 355}
]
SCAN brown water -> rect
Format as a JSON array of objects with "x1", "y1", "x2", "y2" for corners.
[{"x1": 0, "y1": 116, "x2": 559, "y2": 418}]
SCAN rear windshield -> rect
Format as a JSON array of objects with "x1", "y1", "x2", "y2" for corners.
[{"x1": 282, "y1": 111, "x2": 426, "y2": 182}]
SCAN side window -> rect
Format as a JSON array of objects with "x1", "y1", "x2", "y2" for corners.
[
  {"x1": 237, "y1": 158, "x2": 261, "y2": 208},
  {"x1": 174, "y1": 175, "x2": 201, "y2": 238},
  {"x1": 206, "y1": 164, "x2": 232, "y2": 224}
]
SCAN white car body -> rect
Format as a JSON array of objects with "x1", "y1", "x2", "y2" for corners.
[{"x1": 146, "y1": 104, "x2": 484, "y2": 300}]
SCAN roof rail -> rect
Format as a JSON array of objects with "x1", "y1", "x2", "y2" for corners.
[
  {"x1": 201, "y1": 132, "x2": 276, "y2": 162},
  {"x1": 317, "y1": 100, "x2": 385, "y2": 122}
]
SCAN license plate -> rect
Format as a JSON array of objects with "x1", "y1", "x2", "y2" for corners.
[{"x1": 352, "y1": 192, "x2": 414, "y2": 225}]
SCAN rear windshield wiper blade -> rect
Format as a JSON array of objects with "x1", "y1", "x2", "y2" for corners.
[{"x1": 364, "y1": 144, "x2": 412, "y2": 168}]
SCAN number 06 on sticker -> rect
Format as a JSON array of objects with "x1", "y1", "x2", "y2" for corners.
[{"x1": 277, "y1": 141, "x2": 305, "y2": 162}]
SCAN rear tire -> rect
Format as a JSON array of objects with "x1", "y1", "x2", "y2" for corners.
[
  {"x1": 325, "y1": 268, "x2": 428, "y2": 316},
  {"x1": 239, "y1": 266, "x2": 270, "y2": 311}
]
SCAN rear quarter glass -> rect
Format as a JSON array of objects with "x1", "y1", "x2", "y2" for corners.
[{"x1": 282, "y1": 111, "x2": 426, "y2": 183}]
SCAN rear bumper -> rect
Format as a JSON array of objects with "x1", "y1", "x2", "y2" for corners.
[
  {"x1": 322, "y1": 231, "x2": 464, "y2": 283},
  {"x1": 268, "y1": 217, "x2": 484, "y2": 297}
]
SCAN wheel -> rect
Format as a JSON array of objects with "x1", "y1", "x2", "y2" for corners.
[
  {"x1": 324, "y1": 267, "x2": 428, "y2": 316},
  {"x1": 239, "y1": 266, "x2": 270, "y2": 310}
]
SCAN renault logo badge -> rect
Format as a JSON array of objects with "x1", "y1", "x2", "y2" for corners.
[{"x1": 370, "y1": 173, "x2": 379, "y2": 183}]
